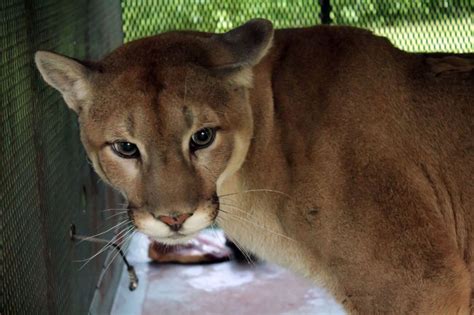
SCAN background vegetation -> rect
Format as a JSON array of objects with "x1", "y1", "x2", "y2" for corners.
[{"x1": 121, "y1": 0, "x2": 472, "y2": 52}]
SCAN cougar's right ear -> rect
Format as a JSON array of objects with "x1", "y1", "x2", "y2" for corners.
[
  {"x1": 210, "y1": 19, "x2": 274, "y2": 69},
  {"x1": 206, "y1": 19, "x2": 274, "y2": 87},
  {"x1": 35, "y1": 51, "x2": 94, "y2": 114}
]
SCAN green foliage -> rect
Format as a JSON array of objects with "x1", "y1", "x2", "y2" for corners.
[
  {"x1": 121, "y1": 0, "x2": 473, "y2": 52},
  {"x1": 331, "y1": 0, "x2": 471, "y2": 26},
  {"x1": 330, "y1": 0, "x2": 472, "y2": 52},
  {"x1": 122, "y1": 0, "x2": 319, "y2": 38}
]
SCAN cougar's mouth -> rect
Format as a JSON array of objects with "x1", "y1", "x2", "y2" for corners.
[{"x1": 127, "y1": 195, "x2": 220, "y2": 245}]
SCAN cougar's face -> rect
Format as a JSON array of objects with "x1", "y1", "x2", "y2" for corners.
[
  {"x1": 34, "y1": 19, "x2": 273, "y2": 244},
  {"x1": 80, "y1": 65, "x2": 253, "y2": 244}
]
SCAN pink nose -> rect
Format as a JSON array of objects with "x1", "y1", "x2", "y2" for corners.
[{"x1": 158, "y1": 213, "x2": 191, "y2": 231}]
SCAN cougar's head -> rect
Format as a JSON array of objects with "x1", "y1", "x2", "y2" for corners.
[{"x1": 35, "y1": 19, "x2": 273, "y2": 244}]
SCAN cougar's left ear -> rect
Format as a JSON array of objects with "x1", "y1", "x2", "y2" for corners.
[
  {"x1": 35, "y1": 51, "x2": 94, "y2": 114},
  {"x1": 208, "y1": 19, "x2": 274, "y2": 87}
]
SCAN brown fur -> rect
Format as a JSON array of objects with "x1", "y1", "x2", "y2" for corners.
[{"x1": 35, "y1": 20, "x2": 473, "y2": 314}]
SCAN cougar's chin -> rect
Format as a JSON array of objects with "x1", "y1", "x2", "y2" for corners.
[
  {"x1": 150, "y1": 232, "x2": 200, "y2": 245},
  {"x1": 133, "y1": 208, "x2": 216, "y2": 244}
]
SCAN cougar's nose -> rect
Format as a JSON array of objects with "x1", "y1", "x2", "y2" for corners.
[{"x1": 157, "y1": 213, "x2": 192, "y2": 232}]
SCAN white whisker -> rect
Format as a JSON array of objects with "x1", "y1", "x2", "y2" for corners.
[
  {"x1": 75, "y1": 226, "x2": 135, "y2": 265},
  {"x1": 105, "y1": 211, "x2": 128, "y2": 221},
  {"x1": 101, "y1": 208, "x2": 128, "y2": 213},
  {"x1": 218, "y1": 209, "x2": 295, "y2": 242},
  {"x1": 219, "y1": 202, "x2": 250, "y2": 216},
  {"x1": 224, "y1": 232, "x2": 255, "y2": 265},
  {"x1": 103, "y1": 230, "x2": 136, "y2": 275},
  {"x1": 209, "y1": 225, "x2": 222, "y2": 242},
  {"x1": 219, "y1": 201, "x2": 246, "y2": 209},
  {"x1": 76, "y1": 220, "x2": 131, "y2": 245}
]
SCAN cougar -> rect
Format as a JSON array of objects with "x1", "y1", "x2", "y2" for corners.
[{"x1": 35, "y1": 19, "x2": 473, "y2": 314}]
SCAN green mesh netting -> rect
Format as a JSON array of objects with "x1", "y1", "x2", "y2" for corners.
[
  {"x1": 330, "y1": 0, "x2": 472, "y2": 52},
  {"x1": 121, "y1": 0, "x2": 473, "y2": 52},
  {"x1": 1, "y1": 1, "x2": 123, "y2": 314},
  {"x1": 122, "y1": 0, "x2": 320, "y2": 40}
]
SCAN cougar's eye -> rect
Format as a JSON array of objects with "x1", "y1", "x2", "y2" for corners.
[
  {"x1": 190, "y1": 128, "x2": 216, "y2": 151},
  {"x1": 112, "y1": 141, "x2": 140, "y2": 158}
]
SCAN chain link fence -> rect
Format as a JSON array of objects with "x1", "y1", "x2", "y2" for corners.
[
  {"x1": 122, "y1": 0, "x2": 320, "y2": 38},
  {"x1": 1, "y1": 1, "x2": 123, "y2": 314},
  {"x1": 330, "y1": 0, "x2": 472, "y2": 52},
  {"x1": 122, "y1": 0, "x2": 472, "y2": 52}
]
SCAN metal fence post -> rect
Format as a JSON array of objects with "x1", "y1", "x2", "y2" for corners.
[{"x1": 319, "y1": 0, "x2": 332, "y2": 24}]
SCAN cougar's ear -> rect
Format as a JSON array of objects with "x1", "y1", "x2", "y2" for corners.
[
  {"x1": 208, "y1": 19, "x2": 274, "y2": 87},
  {"x1": 35, "y1": 51, "x2": 93, "y2": 113}
]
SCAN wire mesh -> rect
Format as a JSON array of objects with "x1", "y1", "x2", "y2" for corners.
[
  {"x1": 330, "y1": 0, "x2": 472, "y2": 52},
  {"x1": 1, "y1": 1, "x2": 123, "y2": 314},
  {"x1": 122, "y1": 0, "x2": 320, "y2": 41},
  {"x1": 121, "y1": 0, "x2": 472, "y2": 52}
]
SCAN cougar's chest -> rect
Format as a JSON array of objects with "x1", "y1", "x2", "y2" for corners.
[{"x1": 216, "y1": 176, "x2": 316, "y2": 278}]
